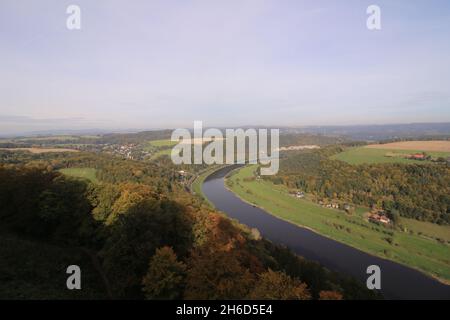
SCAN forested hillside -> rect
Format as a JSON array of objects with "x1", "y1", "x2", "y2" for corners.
[
  {"x1": 0, "y1": 152, "x2": 376, "y2": 299},
  {"x1": 271, "y1": 147, "x2": 450, "y2": 225}
]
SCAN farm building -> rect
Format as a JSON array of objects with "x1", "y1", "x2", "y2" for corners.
[
  {"x1": 295, "y1": 191, "x2": 305, "y2": 198},
  {"x1": 406, "y1": 153, "x2": 428, "y2": 160},
  {"x1": 368, "y1": 211, "x2": 391, "y2": 225},
  {"x1": 290, "y1": 191, "x2": 305, "y2": 198}
]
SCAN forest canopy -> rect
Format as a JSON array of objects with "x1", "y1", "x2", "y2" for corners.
[{"x1": 0, "y1": 151, "x2": 377, "y2": 300}]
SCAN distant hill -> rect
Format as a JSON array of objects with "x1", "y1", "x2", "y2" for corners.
[{"x1": 283, "y1": 123, "x2": 450, "y2": 141}]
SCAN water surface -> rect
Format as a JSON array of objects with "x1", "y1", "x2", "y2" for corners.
[{"x1": 202, "y1": 165, "x2": 450, "y2": 299}]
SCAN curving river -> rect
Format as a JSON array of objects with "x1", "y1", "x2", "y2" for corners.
[{"x1": 202, "y1": 165, "x2": 450, "y2": 300}]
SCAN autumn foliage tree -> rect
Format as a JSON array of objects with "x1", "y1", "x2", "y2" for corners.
[
  {"x1": 248, "y1": 269, "x2": 311, "y2": 300},
  {"x1": 184, "y1": 247, "x2": 255, "y2": 299},
  {"x1": 142, "y1": 247, "x2": 186, "y2": 300},
  {"x1": 319, "y1": 290, "x2": 343, "y2": 300}
]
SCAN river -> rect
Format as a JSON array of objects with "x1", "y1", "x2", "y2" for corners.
[{"x1": 202, "y1": 165, "x2": 450, "y2": 300}]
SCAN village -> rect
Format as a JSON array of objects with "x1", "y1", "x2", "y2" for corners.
[{"x1": 101, "y1": 143, "x2": 139, "y2": 160}]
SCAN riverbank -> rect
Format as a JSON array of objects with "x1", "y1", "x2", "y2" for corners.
[
  {"x1": 224, "y1": 165, "x2": 450, "y2": 285},
  {"x1": 190, "y1": 165, "x2": 226, "y2": 207}
]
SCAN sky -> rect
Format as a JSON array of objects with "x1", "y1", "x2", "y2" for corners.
[{"x1": 1, "y1": 0, "x2": 450, "y2": 134}]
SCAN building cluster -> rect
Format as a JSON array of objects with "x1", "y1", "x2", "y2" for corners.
[
  {"x1": 102, "y1": 143, "x2": 138, "y2": 159},
  {"x1": 368, "y1": 210, "x2": 391, "y2": 225},
  {"x1": 405, "y1": 153, "x2": 428, "y2": 160}
]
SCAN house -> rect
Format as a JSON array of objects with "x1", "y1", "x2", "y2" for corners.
[
  {"x1": 295, "y1": 191, "x2": 305, "y2": 198},
  {"x1": 290, "y1": 191, "x2": 305, "y2": 198},
  {"x1": 407, "y1": 153, "x2": 426, "y2": 160},
  {"x1": 379, "y1": 216, "x2": 390, "y2": 224},
  {"x1": 368, "y1": 211, "x2": 391, "y2": 225}
]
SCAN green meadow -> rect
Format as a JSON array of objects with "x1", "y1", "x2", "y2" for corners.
[
  {"x1": 331, "y1": 147, "x2": 450, "y2": 165},
  {"x1": 143, "y1": 139, "x2": 177, "y2": 160},
  {"x1": 149, "y1": 148, "x2": 172, "y2": 160},
  {"x1": 225, "y1": 165, "x2": 450, "y2": 284},
  {"x1": 401, "y1": 218, "x2": 450, "y2": 242},
  {"x1": 147, "y1": 139, "x2": 177, "y2": 148},
  {"x1": 59, "y1": 168, "x2": 98, "y2": 183}
]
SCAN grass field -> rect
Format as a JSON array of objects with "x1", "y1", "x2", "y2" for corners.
[
  {"x1": 59, "y1": 168, "x2": 98, "y2": 183},
  {"x1": 332, "y1": 147, "x2": 450, "y2": 165},
  {"x1": 147, "y1": 139, "x2": 178, "y2": 148},
  {"x1": 143, "y1": 139, "x2": 177, "y2": 160},
  {"x1": 366, "y1": 141, "x2": 450, "y2": 152},
  {"x1": 149, "y1": 149, "x2": 172, "y2": 160},
  {"x1": 226, "y1": 165, "x2": 450, "y2": 284},
  {"x1": 401, "y1": 218, "x2": 450, "y2": 242}
]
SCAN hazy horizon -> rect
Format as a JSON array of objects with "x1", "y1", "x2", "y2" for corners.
[
  {"x1": 1, "y1": 0, "x2": 450, "y2": 134},
  {"x1": 1, "y1": 121, "x2": 450, "y2": 139}
]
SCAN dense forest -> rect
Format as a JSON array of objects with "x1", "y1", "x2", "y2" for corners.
[
  {"x1": 269, "y1": 147, "x2": 450, "y2": 225},
  {"x1": 0, "y1": 151, "x2": 377, "y2": 299}
]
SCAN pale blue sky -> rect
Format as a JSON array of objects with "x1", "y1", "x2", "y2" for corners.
[{"x1": 1, "y1": 0, "x2": 450, "y2": 134}]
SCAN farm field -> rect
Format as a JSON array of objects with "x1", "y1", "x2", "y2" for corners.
[
  {"x1": 332, "y1": 146, "x2": 450, "y2": 165},
  {"x1": 225, "y1": 165, "x2": 450, "y2": 284},
  {"x1": 366, "y1": 140, "x2": 450, "y2": 152},
  {"x1": 401, "y1": 218, "x2": 450, "y2": 242},
  {"x1": 147, "y1": 139, "x2": 178, "y2": 148},
  {"x1": 0, "y1": 135, "x2": 98, "y2": 142},
  {"x1": 0, "y1": 147, "x2": 79, "y2": 154},
  {"x1": 147, "y1": 137, "x2": 223, "y2": 148},
  {"x1": 59, "y1": 168, "x2": 98, "y2": 183},
  {"x1": 149, "y1": 149, "x2": 172, "y2": 160},
  {"x1": 143, "y1": 139, "x2": 177, "y2": 159},
  {"x1": 144, "y1": 138, "x2": 221, "y2": 160}
]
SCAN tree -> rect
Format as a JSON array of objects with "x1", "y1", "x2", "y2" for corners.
[
  {"x1": 184, "y1": 248, "x2": 255, "y2": 299},
  {"x1": 319, "y1": 290, "x2": 343, "y2": 300},
  {"x1": 100, "y1": 199, "x2": 193, "y2": 298},
  {"x1": 389, "y1": 209, "x2": 400, "y2": 225},
  {"x1": 142, "y1": 247, "x2": 186, "y2": 300},
  {"x1": 248, "y1": 269, "x2": 311, "y2": 300}
]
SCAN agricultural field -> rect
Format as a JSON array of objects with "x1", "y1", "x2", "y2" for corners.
[
  {"x1": 0, "y1": 135, "x2": 95, "y2": 142},
  {"x1": 142, "y1": 139, "x2": 177, "y2": 159},
  {"x1": 401, "y1": 218, "x2": 450, "y2": 243},
  {"x1": 366, "y1": 140, "x2": 450, "y2": 152},
  {"x1": 226, "y1": 165, "x2": 450, "y2": 283},
  {"x1": 149, "y1": 149, "x2": 172, "y2": 160},
  {"x1": 147, "y1": 139, "x2": 178, "y2": 148},
  {"x1": 59, "y1": 168, "x2": 98, "y2": 183},
  {"x1": 0, "y1": 147, "x2": 79, "y2": 154},
  {"x1": 332, "y1": 143, "x2": 450, "y2": 165}
]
